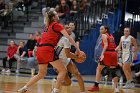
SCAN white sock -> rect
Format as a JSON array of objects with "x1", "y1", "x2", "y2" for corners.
[
  {"x1": 81, "y1": 92, "x2": 86, "y2": 93},
  {"x1": 52, "y1": 88, "x2": 59, "y2": 92},
  {"x1": 23, "y1": 86, "x2": 28, "y2": 89}
]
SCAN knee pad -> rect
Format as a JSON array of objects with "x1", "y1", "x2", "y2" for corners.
[
  {"x1": 101, "y1": 66, "x2": 110, "y2": 76},
  {"x1": 110, "y1": 68, "x2": 118, "y2": 78}
]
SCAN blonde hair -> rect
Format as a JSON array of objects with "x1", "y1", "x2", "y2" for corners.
[
  {"x1": 45, "y1": 12, "x2": 49, "y2": 27},
  {"x1": 45, "y1": 10, "x2": 56, "y2": 25}
]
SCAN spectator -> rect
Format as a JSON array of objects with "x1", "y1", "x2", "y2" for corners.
[
  {"x1": 0, "y1": 0, "x2": 6, "y2": 15},
  {"x1": 26, "y1": 34, "x2": 37, "y2": 57},
  {"x1": 15, "y1": 0, "x2": 25, "y2": 17},
  {"x1": 45, "y1": 0, "x2": 58, "y2": 8},
  {"x1": 27, "y1": 46, "x2": 37, "y2": 76},
  {"x1": 57, "y1": 0, "x2": 70, "y2": 23},
  {"x1": 34, "y1": 31, "x2": 41, "y2": 44},
  {"x1": 1, "y1": 40, "x2": 17, "y2": 73},
  {"x1": 0, "y1": 0, "x2": 11, "y2": 28},
  {"x1": 14, "y1": 41, "x2": 28, "y2": 74},
  {"x1": 79, "y1": 0, "x2": 88, "y2": 13},
  {"x1": 69, "y1": 0, "x2": 78, "y2": 21},
  {"x1": 66, "y1": 0, "x2": 73, "y2": 9},
  {"x1": 15, "y1": 0, "x2": 25, "y2": 11}
]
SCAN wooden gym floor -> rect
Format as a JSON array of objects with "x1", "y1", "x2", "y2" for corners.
[{"x1": 0, "y1": 74, "x2": 140, "y2": 93}]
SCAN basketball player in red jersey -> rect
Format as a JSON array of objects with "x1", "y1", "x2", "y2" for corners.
[
  {"x1": 88, "y1": 26, "x2": 119, "y2": 93},
  {"x1": 18, "y1": 10, "x2": 81, "y2": 93}
]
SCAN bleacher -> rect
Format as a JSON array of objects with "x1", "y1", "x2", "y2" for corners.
[{"x1": 0, "y1": 0, "x2": 44, "y2": 73}]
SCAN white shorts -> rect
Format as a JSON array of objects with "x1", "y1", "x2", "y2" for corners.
[
  {"x1": 122, "y1": 52, "x2": 133, "y2": 63},
  {"x1": 61, "y1": 58, "x2": 71, "y2": 67}
]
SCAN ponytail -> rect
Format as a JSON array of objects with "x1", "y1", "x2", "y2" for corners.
[{"x1": 45, "y1": 12, "x2": 50, "y2": 27}]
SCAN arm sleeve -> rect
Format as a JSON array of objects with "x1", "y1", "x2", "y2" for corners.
[{"x1": 53, "y1": 23, "x2": 64, "y2": 32}]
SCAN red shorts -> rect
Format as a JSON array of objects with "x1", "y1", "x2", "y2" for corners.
[
  {"x1": 103, "y1": 51, "x2": 117, "y2": 66},
  {"x1": 36, "y1": 46, "x2": 58, "y2": 64}
]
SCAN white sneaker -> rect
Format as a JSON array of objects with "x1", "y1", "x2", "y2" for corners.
[
  {"x1": 135, "y1": 71, "x2": 140, "y2": 77},
  {"x1": 51, "y1": 91, "x2": 58, "y2": 93},
  {"x1": 5, "y1": 69, "x2": 11, "y2": 73},
  {"x1": 114, "y1": 87, "x2": 119, "y2": 93},
  {"x1": 18, "y1": 86, "x2": 28, "y2": 93},
  {"x1": 123, "y1": 81, "x2": 135, "y2": 89},
  {"x1": 16, "y1": 70, "x2": 19, "y2": 74},
  {"x1": 51, "y1": 88, "x2": 59, "y2": 93},
  {"x1": 52, "y1": 78, "x2": 57, "y2": 89},
  {"x1": 1, "y1": 69, "x2": 5, "y2": 72}
]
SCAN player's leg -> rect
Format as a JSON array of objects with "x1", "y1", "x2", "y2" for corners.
[
  {"x1": 18, "y1": 64, "x2": 48, "y2": 93},
  {"x1": 88, "y1": 63, "x2": 105, "y2": 91},
  {"x1": 122, "y1": 53, "x2": 134, "y2": 88},
  {"x1": 50, "y1": 59, "x2": 67, "y2": 93},
  {"x1": 67, "y1": 61, "x2": 85, "y2": 93},
  {"x1": 123, "y1": 62, "x2": 134, "y2": 88},
  {"x1": 111, "y1": 68, "x2": 119, "y2": 93}
]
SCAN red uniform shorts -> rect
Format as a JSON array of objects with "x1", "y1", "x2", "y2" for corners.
[
  {"x1": 103, "y1": 51, "x2": 117, "y2": 66},
  {"x1": 36, "y1": 46, "x2": 58, "y2": 64}
]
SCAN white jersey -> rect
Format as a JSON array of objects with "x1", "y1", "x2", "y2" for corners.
[
  {"x1": 121, "y1": 35, "x2": 133, "y2": 53},
  {"x1": 56, "y1": 36, "x2": 71, "y2": 67},
  {"x1": 121, "y1": 35, "x2": 133, "y2": 63}
]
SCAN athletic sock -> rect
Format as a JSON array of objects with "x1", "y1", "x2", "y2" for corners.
[
  {"x1": 52, "y1": 88, "x2": 59, "y2": 92},
  {"x1": 23, "y1": 86, "x2": 28, "y2": 89},
  {"x1": 81, "y1": 92, "x2": 86, "y2": 93},
  {"x1": 95, "y1": 82, "x2": 99, "y2": 87},
  {"x1": 128, "y1": 80, "x2": 134, "y2": 83}
]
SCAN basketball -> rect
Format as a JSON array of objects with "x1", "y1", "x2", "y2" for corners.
[{"x1": 75, "y1": 51, "x2": 86, "y2": 63}]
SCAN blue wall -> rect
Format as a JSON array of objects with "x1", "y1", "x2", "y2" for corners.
[{"x1": 75, "y1": 8, "x2": 122, "y2": 75}]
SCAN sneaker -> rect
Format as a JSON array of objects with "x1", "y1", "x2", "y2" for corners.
[
  {"x1": 51, "y1": 91, "x2": 58, "y2": 93},
  {"x1": 114, "y1": 87, "x2": 119, "y2": 93},
  {"x1": 135, "y1": 71, "x2": 140, "y2": 77},
  {"x1": 18, "y1": 86, "x2": 28, "y2": 93},
  {"x1": 88, "y1": 85, "x2": 99, "y2": 91},
  {"x1": 1, "y1": 69, "x2": 5, "y2": 72},
  {"x1": 123, "y1": 81, "x2": 135, "y2": 89},
  {"x1": 52, "y1": 78, "x2": 57, "y2": 89},
  {"x1": 51, "y1": 88, "x2": 59, "y2": 93},
  {"x1": 16, "y1": 70, "x2": 19, "y2": 74},
  {"x1": 5, "y1": 69, "x2": 11, "y2": 73}
]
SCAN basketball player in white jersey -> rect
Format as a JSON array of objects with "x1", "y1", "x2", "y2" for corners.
[
  {"x1": 52, "y1": 26, "x2": 86, "y2": 93},
  {"x1": 115, "y1": 27, "x2": 138, "y2": 88}
]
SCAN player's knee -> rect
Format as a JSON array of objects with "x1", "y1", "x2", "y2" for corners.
[
  {"x1": 97, "y1": 66, "x2": 103, "y2": 73},
  {"x1": 110, "y1": 68, "x2": 118, "y2": 78},
  {"x1": 57, "y1": 71, "x2": 67, "y2": 81}
]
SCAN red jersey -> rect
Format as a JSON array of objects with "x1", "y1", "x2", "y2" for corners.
[
  {"x1": 102, "y1": 33, "x2": 116, "y2": 51},
  {"x1": 102, "y1": 33, "x2": 117, "y2": 66},
  {"x1": 39, "y1": 22, "x2": 64, "y2": 47},
  {"x1": 7, "y1": 45, "x2": 18, "y2": 58}
]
